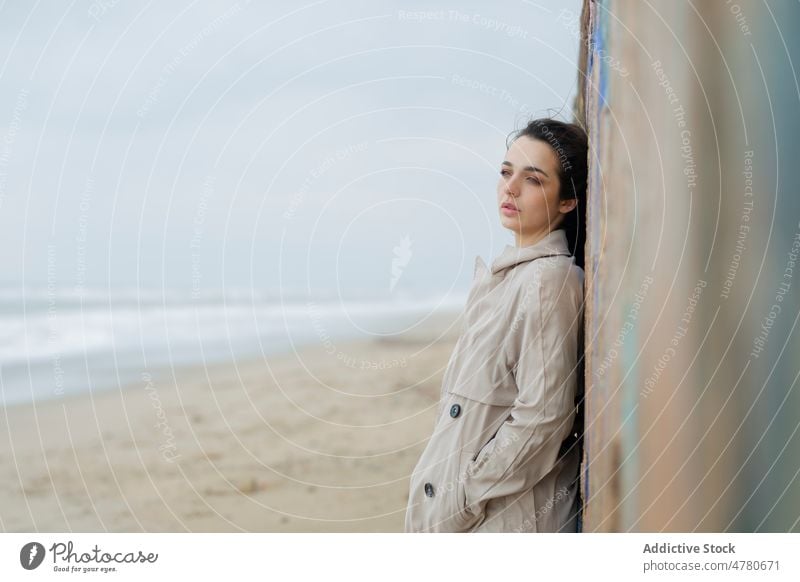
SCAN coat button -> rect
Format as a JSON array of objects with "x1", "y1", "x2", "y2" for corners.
[
  {"x1": 449, "y1": 404, "x2": 461, "y2": 418},
  {"x1": 424, "y1": 482, "x2": 435, "y2": 497}
]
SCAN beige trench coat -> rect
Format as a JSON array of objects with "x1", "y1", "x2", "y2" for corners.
[{"x1": 405, "y1": 228, "x2": 584, "y2": 533}]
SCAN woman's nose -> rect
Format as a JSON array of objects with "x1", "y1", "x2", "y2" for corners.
[{"x1": 505, "y1": 177, "x2": 520, "y2": 197}]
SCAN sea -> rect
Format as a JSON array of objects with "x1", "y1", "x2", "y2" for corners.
[{"x1": 0, "y1": 285, "x2": 466, "y2": 406}]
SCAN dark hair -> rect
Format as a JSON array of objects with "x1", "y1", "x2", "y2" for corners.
[{"x1": 506, "y1": 118, "x2": 588, "y2": 270}]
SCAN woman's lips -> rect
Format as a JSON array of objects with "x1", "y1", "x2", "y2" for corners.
[{"x1": 501, "y1": 204, "x2": 519, "y2": 216}]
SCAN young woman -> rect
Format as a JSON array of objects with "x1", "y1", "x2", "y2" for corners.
[{"x1": 405, "y1": 118, "x2": 587, "y2": 533}]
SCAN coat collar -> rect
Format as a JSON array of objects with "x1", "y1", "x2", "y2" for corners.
[{"x1": 489, "y1": 228, "x2": 571, "y2": 275}]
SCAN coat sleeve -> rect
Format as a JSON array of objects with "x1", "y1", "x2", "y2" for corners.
[{"x1": 462, "y1": 269, "x2": 581, "y2": 515}]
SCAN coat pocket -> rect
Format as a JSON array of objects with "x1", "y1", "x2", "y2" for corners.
[
  {"x1": 451, "y1": 451, "x2": 483, "y2": 531},
  {"x1": 411, "y1": 450, "x2": 484, "y2": 533}
]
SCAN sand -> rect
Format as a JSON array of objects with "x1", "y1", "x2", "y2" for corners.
[{"x1": 0, "y1": 311, "x2": 463, "y2": 532}]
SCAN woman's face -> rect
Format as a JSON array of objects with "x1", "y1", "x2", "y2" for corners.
[{"x1": 496, "y1": 135, "x2": 576, "y2": 246}]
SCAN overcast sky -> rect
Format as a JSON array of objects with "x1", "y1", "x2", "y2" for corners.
[{"x1": 0, "y1": 0, "x2": 582, "y2": 301}]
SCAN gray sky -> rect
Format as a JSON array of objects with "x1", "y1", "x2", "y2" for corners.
[{"x1": 0, "y1": 0, "x2": 582, "y2": 301}]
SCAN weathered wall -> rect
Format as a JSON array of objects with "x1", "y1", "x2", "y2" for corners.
[{"x1": 580, "y1": 0, "x2": 800, "y2": 532}]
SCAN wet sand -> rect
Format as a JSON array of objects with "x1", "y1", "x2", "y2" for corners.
[{"x1": 0, "y1": 311, "x2": 463, "y2": 532}]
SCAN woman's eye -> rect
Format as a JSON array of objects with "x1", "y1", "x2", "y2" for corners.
[
  {"x1": 526, "y1": 176, "x2": 541, "y2": 184},
  {"x1": 500, "y1": 169, "x2": 511, "y2": 177}
]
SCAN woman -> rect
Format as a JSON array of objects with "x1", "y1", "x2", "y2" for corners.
[{"x1": 404, "y1": 118, "x2": 587, "y2": 533}]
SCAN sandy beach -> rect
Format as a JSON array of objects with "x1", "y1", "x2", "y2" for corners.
[{"x1": 0, "y1": 311, "x2": 463, "y2": 532}]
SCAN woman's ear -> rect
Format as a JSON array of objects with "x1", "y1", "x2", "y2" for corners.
[{"x1": 560, "y1": 198, "x2": 578, "y2": 214}]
